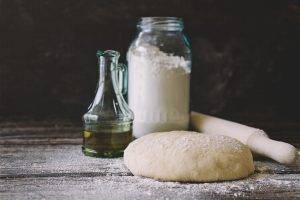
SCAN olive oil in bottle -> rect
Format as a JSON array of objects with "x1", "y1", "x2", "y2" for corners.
[
  {"x1": 83, "y1": 122, "x2": 132, "y2": 157},
  {"x1": 82, "y1": 50, "x2": 134, "y2": 158}
]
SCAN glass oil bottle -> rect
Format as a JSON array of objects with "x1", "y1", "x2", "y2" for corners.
[{"x1": 82, "y1": 50, "x2": 134, "y2": 157}]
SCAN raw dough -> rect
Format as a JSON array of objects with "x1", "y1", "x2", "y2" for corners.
[{"x1": 124, "y1": 131, "x2": 254, "y2": 182}]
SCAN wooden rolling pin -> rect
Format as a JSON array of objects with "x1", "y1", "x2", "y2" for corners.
[{"x1": 190, "y1": 111, "x2": 297, "y2": 165}]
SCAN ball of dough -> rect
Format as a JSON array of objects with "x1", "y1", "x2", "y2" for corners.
[{"x1": 124, "y1": 131, "x2": 254, "y2": 182}]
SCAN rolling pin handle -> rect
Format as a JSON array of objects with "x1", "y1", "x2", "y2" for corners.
[{"x1": 247, "y1": 134, "x2": 297, "y2": 165}]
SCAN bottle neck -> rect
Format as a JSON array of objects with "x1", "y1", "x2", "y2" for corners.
[
  {"x1": 85, "y1": 50, "x2": 133, "y2": 122},
  {"x1": 138, "y1": 17, "x2": 184, "y2": 32},
  {"x1": 97, "y1": 50, "x2": 119, "y2": 82}
]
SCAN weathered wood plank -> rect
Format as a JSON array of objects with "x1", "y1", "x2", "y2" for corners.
[
  {"x1": 0, "y1": 145, "x2": 129, "y2": 178},
  {"x1": 1, "y1": 145, "x2": 299, "y2": 178},
  {"x1": 0, "y1": 171, "x2": 299, "y2": 199},
  {"x1": 1, "y1": 124, "x2": 299, "y2": 199},
  {"x1": 0, "y1": 126, "x2": 82, "y2": 145},
  {"x1": 0, "y1": 144, "x2": 299, "y2": 199},
  {"x1": 1, "y1": 124, "x2": 299, "y2": 147}
]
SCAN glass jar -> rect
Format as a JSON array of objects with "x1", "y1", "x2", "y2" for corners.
[{"x1": 127, "y1": 17, "x2": 192, "y2": 138}]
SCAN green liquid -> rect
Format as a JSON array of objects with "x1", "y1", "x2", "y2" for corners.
[{"x1": 82, "y1": 121, "x2": 133, "y2": 158}]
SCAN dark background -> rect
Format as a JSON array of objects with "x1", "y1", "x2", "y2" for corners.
[{"x1": 0, "y1": 0, "x2": 299, "y2": 130}]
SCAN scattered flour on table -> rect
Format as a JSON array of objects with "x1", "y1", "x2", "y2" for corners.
[
  {"x1": 4, "y1": 145, "x2": 298, "y2": 199},
  {"x1": 97, "y1": 159, "x2": 299, "y2": 199}
]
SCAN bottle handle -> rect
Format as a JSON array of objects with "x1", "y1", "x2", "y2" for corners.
[{"x1": 112, "y1": 63, "x2": 128, "y2": 99}]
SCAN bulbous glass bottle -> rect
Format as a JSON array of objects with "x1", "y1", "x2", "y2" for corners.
[{"x1": 83, "y1": 50, "x2": 134, "y2": 157}]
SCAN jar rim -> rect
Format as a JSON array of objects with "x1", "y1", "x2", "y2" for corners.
[{"x1": 138, "y1": 17, "x2": 184, "y2": 31}]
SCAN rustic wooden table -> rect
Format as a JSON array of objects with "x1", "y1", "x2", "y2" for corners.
[{"x1": 0, "y1": 122, "x2": 299, "y2": 199}]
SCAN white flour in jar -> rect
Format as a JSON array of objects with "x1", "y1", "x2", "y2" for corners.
[{"x1": 127, "y1": 44, "x2": 191, "y2": 138}]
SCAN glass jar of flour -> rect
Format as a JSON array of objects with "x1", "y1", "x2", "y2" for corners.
[{"x1": 127, "y1": 17, "x2": 191, "y2": 138}]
